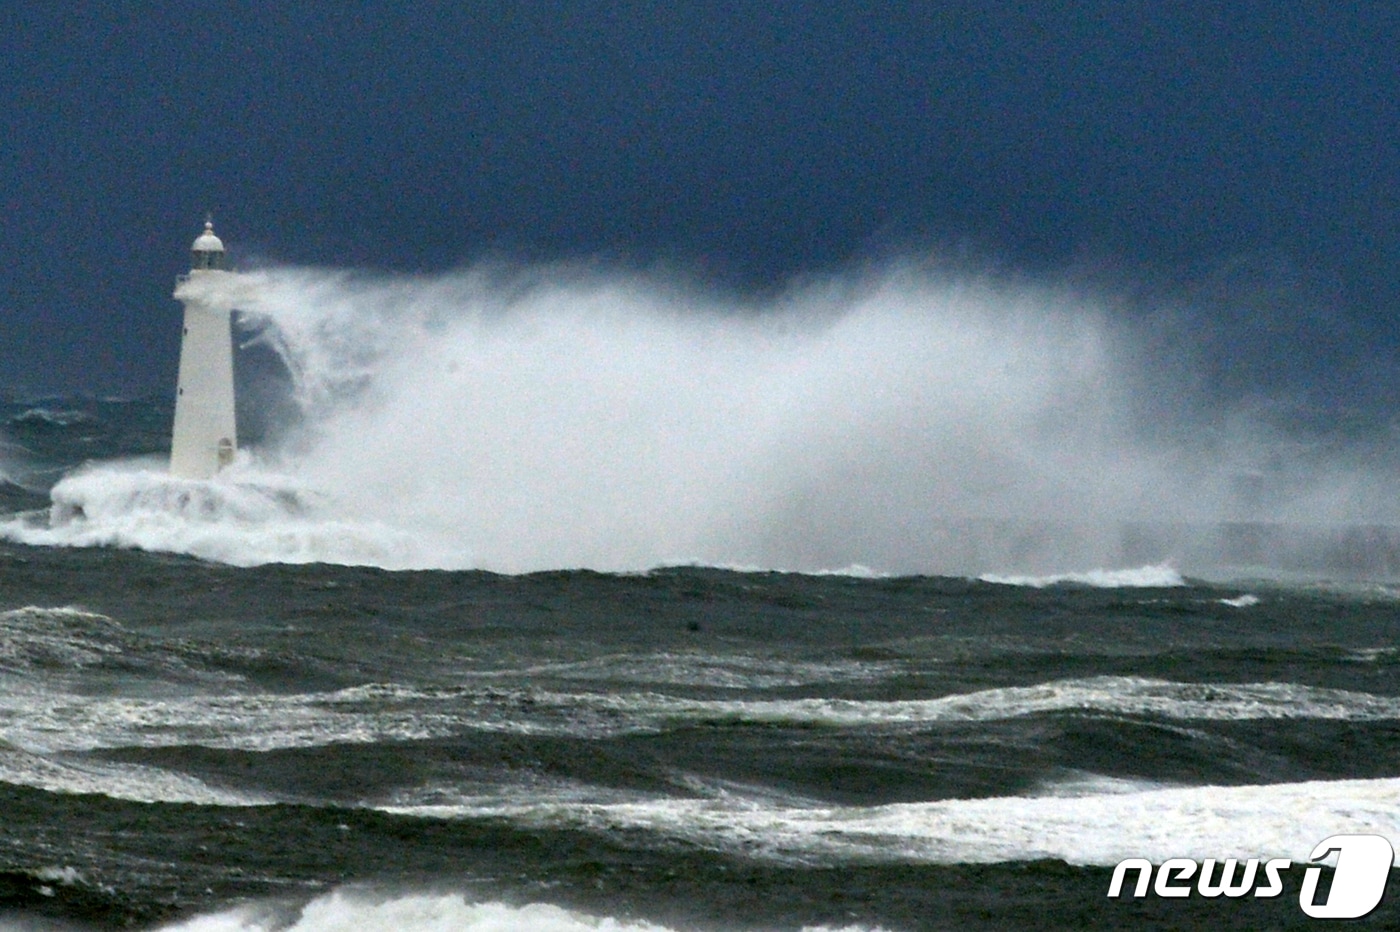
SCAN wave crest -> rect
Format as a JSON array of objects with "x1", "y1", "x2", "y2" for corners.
[
  {"x1": 978, "y1": 564, "x2": 1186, "y2": 588},
  {"x1": 6, "y1": 460, "x2": 453, "y2": 569}
]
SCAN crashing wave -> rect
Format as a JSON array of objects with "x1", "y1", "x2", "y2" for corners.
[{"x1": 1, "y1": 459, "x2": 454, "y2": 569}]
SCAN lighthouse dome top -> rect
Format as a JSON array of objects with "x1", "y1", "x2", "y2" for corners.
[
  {"x1": 189, "y1": 220, "x2": 226, "y2": 271},
  {"x1": 192, "y1": 220, "x2": 224, "y2": 253}
]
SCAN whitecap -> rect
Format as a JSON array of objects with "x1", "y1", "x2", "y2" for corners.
[
  {"x1": 1219, "y1": 593, "x2": 1261, "y2": 607},
  {"x1": 0, "y1": 744, "x2": 270, "y2": 806},
  {"x1": 0, "y1": 459, "x2": 462, "y2": 570},
  {"x1": 384, "y1": 775, "x2": 1400, "y2": 868},
  {"x1": 3, "y1": 676, "x2": 1397, "y2": 759},
  {"x1": 157, "y1": 890, "x2": 892, "y2": 932},
  {"x1": 157, "y1": 893, "x2": 686, "y2": 932},
  {"x1": 978, "y1": 563, "x2": 1186, "y2": 588}
]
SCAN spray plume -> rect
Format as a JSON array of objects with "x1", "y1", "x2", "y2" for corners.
[{"x1": 7, "y1": 261, "x2": 1398, "y2": 574}]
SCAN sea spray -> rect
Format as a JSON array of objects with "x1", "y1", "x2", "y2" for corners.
[
  {"x1": 232, "y1": 263, "x2": 1177, "y2": 572},
  {"x1": 7, "y1": 261, "x2": 1400, "y2": 574}
]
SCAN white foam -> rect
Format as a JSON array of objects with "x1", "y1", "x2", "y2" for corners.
[
  {"x1": 487, "y1": 652, "x2": 899, "y2": 690},
  {"x1": 159, "y1": 893, "x2": 682, "y2": 932},
  {"x1": 1347, "y1": 647, "x2": 1400, "y2": 663},
  {"x1": 0, "y1": 459, "x2": 460, "y2": 570},
  {"x1": 1, "y1": 673, "x2": 1393, "y2": 826},
  {"x1": 0, "y1": 685, "x2": 463, "y2": 755},
  {"x1": 8, "y1": 408, "x2": 96, "y2": 429},
  {"x1": 33, "y1": 866, "x2": 85, "y2": 885},
  {"x1": 608, "y1": 676, "x2": 1400, "y2": 730},
  {"x1": 2, "y1": 676, "x2": 1397, "y2": 761},
  {"x1": 0, "y1": 744, "x2": 268, "y2": 806},
  {"x1": 3, "y1": 677, "x2": 1396, "y2": 875},
  {"x1": 1219, "y1": 593, "x2": 1261, "y2": 607},
  {"x1": 1027, "y1": 770, "x2": 1175, "y2": 798},
  {"x1": 156, "y1": 890, "x2": 891, "y2": 932},
  {"x1": 978, "y1": 563, "x2": 1186, "y2": 588},
  {"x1": 809, "y1": 564, "x2": 890, "y2": 579},
  {"x1": 386, "y1": 775, "x2": 1400, "y2": 868},
  {"x1": 0, "y1": 605, "x2": 126, "y2": 672}
]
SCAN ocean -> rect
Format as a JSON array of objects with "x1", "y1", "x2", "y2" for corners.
[
  {"x1": 2, "y1": 267, "x2": 1400, "y2": 929},
  {"x1": 2, "y1": 400, "x2": 1399, "y2": 930}
]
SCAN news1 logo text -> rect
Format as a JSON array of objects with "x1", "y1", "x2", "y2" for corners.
[{"x1": 1107, "y1": 834, "x2": 1393, "y2": 919}]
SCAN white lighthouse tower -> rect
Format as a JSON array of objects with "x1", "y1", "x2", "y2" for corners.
[{"x1": 169, "y1": 220, "x2": 238, "y2": 479}]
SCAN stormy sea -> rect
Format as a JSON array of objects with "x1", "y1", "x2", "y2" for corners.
[{"x1": 2, "y1": 265, "x2": 1400, "y2": 929}]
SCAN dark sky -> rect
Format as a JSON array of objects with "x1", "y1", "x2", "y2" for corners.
[{"x1": 2, "y1": 2, "x2": 1397, "y2": 397}]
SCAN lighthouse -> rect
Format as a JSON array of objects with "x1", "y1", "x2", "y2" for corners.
[{"x1": 169, "y1": 220, "x2": 238, "y2": 479}]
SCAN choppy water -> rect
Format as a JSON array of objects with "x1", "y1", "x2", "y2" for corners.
[
  {"x1": 3, "y1": 360, "x2": 1400, "y2": 928},
  {"x1": 1, "y1": 509, "x2": 1399, "y2": 925}
]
